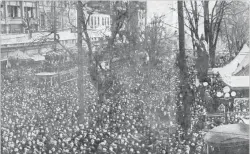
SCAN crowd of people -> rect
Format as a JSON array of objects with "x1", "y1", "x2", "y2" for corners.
[
  {"x1": 1, "y1": 54, "x2": 248, "y2": 154},
  {"x1": 44, "y1": 52, "x2": 77, "y2": 72},
  {"x1": 0, "y1": 61, "x2": 203, "y2": 154}
]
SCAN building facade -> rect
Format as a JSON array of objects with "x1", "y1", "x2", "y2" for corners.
[
  {"x1": 0, "y1": 1, "x2": 146, "y2": 34},
  {"x1": 1, "y1": 1, "x2": 147, "y2": 62},
  {"x1": 0, "y1": 1, "x2": 112, "y2": 34},
  {"x1": 1, "y1": 1, "x2": 39, "y2": 34},
  {"x1": 38, "y1": 1, "x2": 76, "y2": 32}
]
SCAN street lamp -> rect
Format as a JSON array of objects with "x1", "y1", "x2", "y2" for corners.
[
  {"x1": 231, "y1": 91, "x2": 236, "y2": 97},
  {"x1": 224, "y1": 92, "x2": 230, "y2": 98},
  {"x1": 216, "y1": 91, "x2": 223, "y2": 98},
  {"x1": 223, "y1": 86, "x2": 230, "y2": 93},
  {"x1": 203, "y1": 82, "x2": 208, "y2": 87},
  {"x1": 216, "y1": 86, "x2": 237, "y2": 124},
  {"x1": 217, "y1": 86, "x2": 237, "y2": 98}
]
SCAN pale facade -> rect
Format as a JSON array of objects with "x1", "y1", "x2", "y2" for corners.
[
  {"x1": 38, "y1": 1, "x2": 76, "y2": 31},
  {"x1": 88, "y1": 13, "x2": 111, "y2": 30},
  {"x1": 0, "y1": 1, "x2": 39, "y2": 34}
]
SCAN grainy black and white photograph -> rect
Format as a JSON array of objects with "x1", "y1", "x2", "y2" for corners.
[{"x1": 0, "y1": 0, "x2": 249, "y2": 154}]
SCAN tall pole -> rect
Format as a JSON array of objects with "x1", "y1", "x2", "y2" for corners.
[
  {"x1": 177, "y1": 1, "x2": 192, "y2": 133},
  {"x1": 144, "y1": 1, "x2": 147, "y2": 50},
  {"x1": 178, "y1": 1, "x2": 185, "y2": 60},
  {"x1": 53, "y1": 1, "x2": 57, "y2": 50},
  {"x1": 53, "y1": 1, "x2": 60, "y2": 84},
  {"x1": 20, "y1": 1, "x2": 24, "y2": 33},
  {"x1": 204, "y1": 1, "x2": 209, "y2": 43},
  {"x1": 77, "y1": 1, "x2": 85, "y2": 123}
]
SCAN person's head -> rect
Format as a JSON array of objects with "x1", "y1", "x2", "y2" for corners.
[{"x1": 177, "y1": 149, "x2": 182, "y2": 154}]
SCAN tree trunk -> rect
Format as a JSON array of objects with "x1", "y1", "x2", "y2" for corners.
[
  {"x1": 209, "y1": 43, "x2": 216, "y2": 68},
  {"x1": 80, "y1": 5, "x2": 104, "y2": 105},
  {"x1": 224, "y1": 20, "x2": 233, "y2": 59},
  {"x1": 177, "y1": 1, "x2": 191, "y2": 132},
  {"x1": 76, "y1": 1, "x2": 85, "y2": 122},
  {"x1": 28, "y1": 29, "x2": 32, "y2": 39},
  {"x1": 204, "y1": 1, "x2": 209, "y2": 43},
  {"x1": 191, "y1": 31, "x2": 196, "y2": 56}
]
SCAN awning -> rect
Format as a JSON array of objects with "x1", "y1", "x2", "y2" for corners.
[
  {"x1": 212, "y1": 44, "x2": 249, "y2": 76},
  {"x1": 233, "y1": 46, "x2": 250, "y2": 75},
  {"x1": 221, "y1": 75, "x2": 249, "y2": 90},
  {"x1": 241, "y1": 117, "x2": 249, "y2": 125},
  {"x1": 211, "y1": 45, "x2": 249, "y2": 90},
  {"x1": 204, "y1": 123, "x2": 249, "y2": 147}
]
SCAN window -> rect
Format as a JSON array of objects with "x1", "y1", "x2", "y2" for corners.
[
  {"x1": 91, "y1": 16, "x2": 93, "y2": 27},
  {"x1": 0, "y1": 4, "x2": 3, "y2": 20},
  {"x1": 98, "y1": 17, "x2": 99, "y2": 26},
  {"x1": 87, "y1": 17, "x2": 90, "y2": 25},
  {"x1": 41, "y1": 14, "x2": 45, "y2": 28},
  {"x1": 39, "y1": 1, "x2": 44, "y2": 6},
  {"x1": 107, "y1": 18, "x2": 109, "y2": 26},
  {"x1": 24, "y1": 7, "x2": 34, "y2": 18},
  {"x1": 8, "y1": 6, "x2": 20, "y2": 18},
  {"x1": 94, "y1": 17, "x2": 96, "y2": 26},
  {"x1": 102, "y1": 17, "x2": 104, "y2": 25},
  {"x1": 0, "y1": 10, "x2": 3, "y2": 20}
]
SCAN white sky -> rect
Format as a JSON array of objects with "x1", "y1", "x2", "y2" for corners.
[
  {"x1": 147, "y1": 1, "x2": 178, "y2": 33},
  {"x1": 147, "y1": 1, "x2": 175, "y2": 21},
  {"x1": 146, "y1": 1, "x2": 217, "y2": 35}
]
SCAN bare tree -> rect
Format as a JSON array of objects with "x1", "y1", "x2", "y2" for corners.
[
  {"x1": 76, "y1": 1, "x2": 131, "y2": 122},
  {"x1": 220, "y1": 1, "x2": 249, "y2": 59},
  {"x1": 207, "y1": 1, "x2": 230, "y2": 67},
  {"x1": 22, "y1": 12, "x2": 35, "y2": 39},
  {"x1": 184, "y1": 1, "x2": 232, "y2": 67},
  {"x1": 143, "y1": 15, "x2": 176, "y2": 65},
  {"x1": 203, "y1": 1, "x2": 209, "y2": 42},
  {"x1": 183, "y1": 1, "x2": 200, "y2": 55}
]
